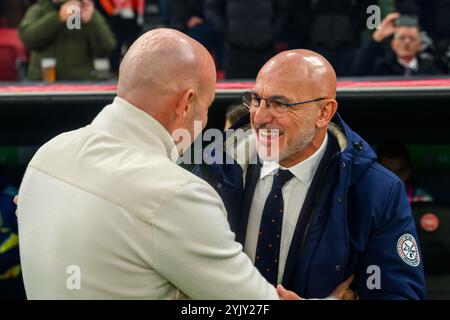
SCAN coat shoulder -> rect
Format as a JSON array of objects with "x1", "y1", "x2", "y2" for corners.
[
  {"x1": 352, "y1": 159, "x2": 403, "y2": 192},
  {"x1": 28, "y1": 125, "x2": 216, "y2": 222},
  {"x1": 349, "y1": 161, "x2": 408, "y2": 223}
]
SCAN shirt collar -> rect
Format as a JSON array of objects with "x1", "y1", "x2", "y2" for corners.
[
  {"x1": 398, "y1": 57, "x2": 418, "y2": 70},
  {"x1": 260, "y1": 133, "x2": 329, "y2": 185}
]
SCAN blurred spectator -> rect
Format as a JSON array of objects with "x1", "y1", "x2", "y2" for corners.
[
  {"x1": 224, "y1": 103, "x2": 247, "y2": 130},
  {"x1": 99, "y1": 0, "x2": 144, "y2": 74},
  {"x1": 393, "y1": 0, "x2": 444, "y2": 73},
  {"x1": 205, "y1": 0, "x2": 289, "y2": 79},
  {"x1": 396, "y1": 0, "x2": 450, "y2": 42},
  {"x1": 378, "y1": 143, "x2": 434, "y2": 203},
  {"x1": 0, "y1": 28, "x2": 29, "y2": 81},
  {"x1": 354, "y1": 12, "x2": 442, "y2": 76},
  {"x1": 171, "y1": 0, "x2": 223, "y2": 71},
  {"x1": 405, "y1": 0, "x2": 450, "y2": 74},
  {"x1": 19, "y1": 0, "x2": 116, "y2": 81},
  {"x1": 288, "y1": 0, "x2": 374, "y2": 77}
]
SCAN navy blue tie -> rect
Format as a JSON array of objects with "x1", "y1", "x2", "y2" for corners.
[{"x1": 255, "y1": 169, "x2": 294, "y2": 286}]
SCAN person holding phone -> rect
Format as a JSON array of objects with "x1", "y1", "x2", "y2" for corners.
[{"x1": 354, "y1": 12, "x2": 442, "y2": 76}]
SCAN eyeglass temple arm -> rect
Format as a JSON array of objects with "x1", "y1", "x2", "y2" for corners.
[{"x1": 288, "y1": 97, "x2": 327, "y2": 107}]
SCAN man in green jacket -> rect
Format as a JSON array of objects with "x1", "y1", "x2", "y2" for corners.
[{"x1": 19, "y1": 0, "x2": 117, "y2": 81}]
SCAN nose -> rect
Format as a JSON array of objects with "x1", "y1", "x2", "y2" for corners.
[{"x1": 253, "y1": 99, "x2": 273, "y2": 125}]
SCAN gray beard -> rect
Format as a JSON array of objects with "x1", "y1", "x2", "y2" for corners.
[{"x1": 278, "y1": 127, "x2": 317, "y2": 164}]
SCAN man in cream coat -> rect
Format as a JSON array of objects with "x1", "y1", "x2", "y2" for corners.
[
  {"x1": 17, "y1": 28, "x2": 282, "y2": 299},
  {"x1": 17, "y1": 29, "x2": 352, "y2": 300}
]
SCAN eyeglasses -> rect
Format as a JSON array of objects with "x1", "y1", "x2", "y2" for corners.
[
  {"x1": 242, "y1": 92, "x2": 327, "y2": 117},
  {"x1": 394, "y1": 35, "x2": 420, "y2": 42}
]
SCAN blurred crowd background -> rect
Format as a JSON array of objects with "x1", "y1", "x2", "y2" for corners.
[
  {"x1": 1, "y1": 0, "x2": 450, "y2": 300},
  {"x1": 1, "y1": 0, "x2": 450, "y2": 81}
]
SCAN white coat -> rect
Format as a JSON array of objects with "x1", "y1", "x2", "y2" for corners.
[{"x1": 17, "y1": 97, "x2": 278, "y2": 300}]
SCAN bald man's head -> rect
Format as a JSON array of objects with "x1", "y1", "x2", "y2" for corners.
[
  {"x1": 116, "y1": 29, "x2": 216, "y2": 149},
  {"x1": 252, "y1": 49, "x2": 338, "y2": 167},
  {"x1": 117, "y1": 28, "x2": 216, "y2": 119},
  {"x1": 257, "y1": 49, "x2": 337, "y2": 101}
]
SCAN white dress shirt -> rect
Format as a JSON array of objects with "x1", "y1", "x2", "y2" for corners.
[
  {"x1": 398, "y1": 57, "x2": 419, "y2": 71},
  {"x1": 244, "y1": 133, "x2": 329, "y2": 283}
]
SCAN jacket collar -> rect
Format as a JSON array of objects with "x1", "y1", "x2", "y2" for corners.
[
  {"x1": 330, "y1": 113, "x2": 377, "y2": 185},
  {"x1": 91, "y1": 97, "x2": 178, "y2": 162}
]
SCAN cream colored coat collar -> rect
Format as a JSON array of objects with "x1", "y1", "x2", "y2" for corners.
[{"x1": 92, "y1": 97, "x2": 177, "y2": 162}]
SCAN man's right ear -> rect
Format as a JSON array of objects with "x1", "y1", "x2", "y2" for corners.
[
  {"x1": 174, "y1": 89, "x2": 195, "y2": 121},
  {"x1": 316, "y1": 99, "x2": 338, "y2": 128}
]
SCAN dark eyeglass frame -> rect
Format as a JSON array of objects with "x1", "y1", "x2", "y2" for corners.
[{"x1": 242, "y1": 92, "x2": 327, "y2": 112}]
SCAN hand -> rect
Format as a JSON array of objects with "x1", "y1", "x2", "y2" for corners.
[
  {"x1": 187, "y1": 16, "x2": 204, "y2": 29},
  {"x1": 81, "y1": 0, "x2": 95, "y2": 23},
  {"x1": 277, "y1": 275, "x2": 358, "y2": 300},
  {"x1": 372, "y1": 12, "x2": 401, "y2": 42},
  {"x1": 59, "y1": 0, "x2": 81, "y2": 22},
  {"x1": 276, "y1": 284, "x2": 303, "y2": 300},
  {"x1": 329, "y1": 274, "x2": 358, "y2": 300},
  {"x1": 13, "y1": 195, "x2": 18, "y2": 216}
]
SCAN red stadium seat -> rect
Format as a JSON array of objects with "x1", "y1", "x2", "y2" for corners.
[{"x1": 0, "y1": 28, "x2": 27, "y2": 81}]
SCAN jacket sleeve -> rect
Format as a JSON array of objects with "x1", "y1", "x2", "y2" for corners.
[
  {"x1": 204, "y1": 0, "x2": 226, "y2": 36},
  {"x1": 151, "y1": 182, "x2": 279, "y2": 300},
  {"x1": 18, "y1": 4, "x2": 62, "y2": 51},
  {"x1": 356, "y1": 180, "x2": 426, "y2": 300},
  {"x1": 84, "y1": 10, "x2": 117, "y2": 57}
]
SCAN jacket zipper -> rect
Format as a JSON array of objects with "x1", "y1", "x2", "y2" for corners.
[{"x1": 298, "y1": 152, "x2": 340, "y2": 265}]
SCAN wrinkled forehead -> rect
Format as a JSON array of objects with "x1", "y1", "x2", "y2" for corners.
[
  {"x1": 254, "y1": 60, "x2": 323, "y2": 99},
  {"x1": 254, "y1": 78, "x2": 301, "y2": 101}
]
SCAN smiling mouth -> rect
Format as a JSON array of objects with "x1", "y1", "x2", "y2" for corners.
[{"x1": 257, "y1": 129, "x2": 283, "y2": 143}]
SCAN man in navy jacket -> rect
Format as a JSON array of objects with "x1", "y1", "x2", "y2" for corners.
[{"x1": 193, "y1": 49, "x2": 425, "y2": 299}]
